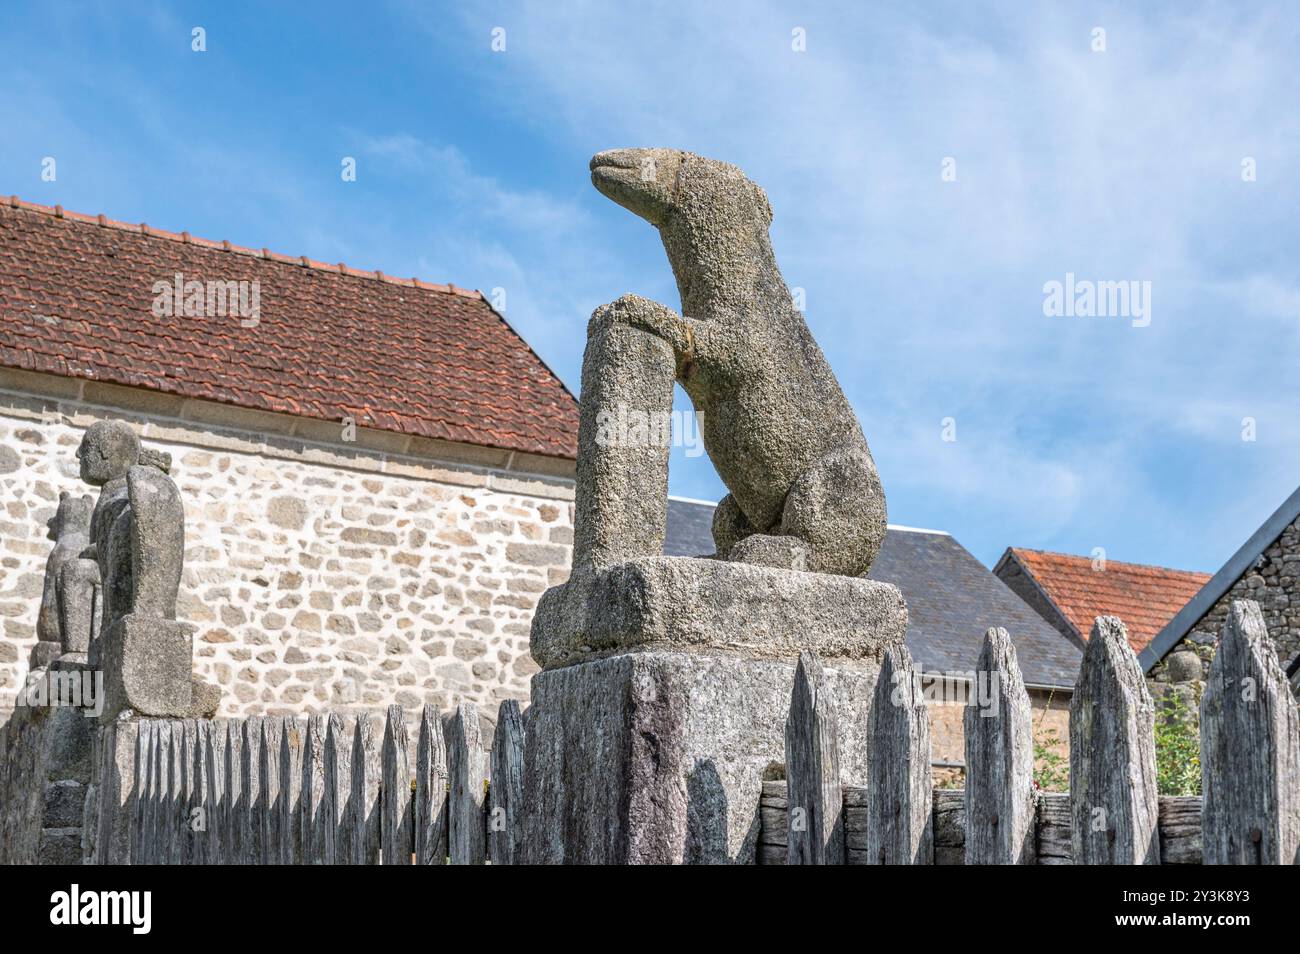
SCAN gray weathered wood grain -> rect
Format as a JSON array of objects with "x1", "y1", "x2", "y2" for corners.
[
  {"x1": 350, "y1": 713, "x2": 382, "y2": 865},
  {"x1": 1200, "y1": 600, "x2": 1300, "y2": 864},
  {"x1": 415, "y1": 704, "x2": 449, "y2": 865},
  {"x1": 1159, "y1": 797, "x2": 1202, "y2": 864},
  {"x1": 785, "y1": 651, "x2": 844, "y2": 864},
  {"x1": 1070, "y1": 616, "x2": 1160, "y2": 864},
  {"x1": 866, "y1": 644, "x2": 933, "y2": 864},
  {"x1": 240, "y1": 716, "x2": 263, "y2": 864},
  {"x1": 278, "y1": 717, "x2": 303, "y2": 865},
  {"x1": 322, "y1": 712, "x2": 349, "y2": 865},
  {"x1": 301, "y1": 714, "x2": 327, "y2": 864},
  {"x1": 488, "y1": 699, "x2": 525, "y2": 866},
  {"x1": 223, "y1": 718, "x2": 242, "y2": 866},
  {"x1": 446, "y1": 702, "x2": 486, "y2": 865},
  {"x1": 381, "y1": 705, "x2": 413, "y2": 865},
  {"x1": 259, "y1": 716, "x2": 282, "y2": 865},
  {"x1": 964, "y1": 627, "x2": 1036, "y2": 865}
]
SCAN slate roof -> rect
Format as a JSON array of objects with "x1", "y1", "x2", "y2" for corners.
[
  {"x1": 0, "y1": 197, "x2": 579, "y2": 459},
  {"x1": 996, "y1": 548, "x2": 1211, "y2": 655},
  {"x1": 665, "y1": 498, "x2": 1081, "y2": 689}
]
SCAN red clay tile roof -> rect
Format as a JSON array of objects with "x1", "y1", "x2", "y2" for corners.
[
  {"x1": 0, "y1": 197, "x2": 578, "y2": 459},
  {"x1": 1004, "y1": 548, "x2": 1211, "y2": 653}
]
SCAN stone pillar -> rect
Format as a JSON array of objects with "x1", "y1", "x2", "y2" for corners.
[
  {"x1": 522, "y1": 556, "x2": 907, "y2": 863},
  {"x1": 572, "y1": 303, "x2": 677, "y2": 571}
]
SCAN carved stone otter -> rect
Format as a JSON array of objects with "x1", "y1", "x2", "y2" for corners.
[
  {"x1": 588, "y1": 148, "x2": 886, "y2": 576},
  {"x1": 31, "y1": 492, "x2": 94, "y2": 667}
]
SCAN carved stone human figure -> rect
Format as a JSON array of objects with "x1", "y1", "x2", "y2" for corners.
[
  {"x1": 73, "y1": 420, "x2": 218, "y2": 719},
  {"x1": 31, "y1": 492, "x2": 95, "y2": 666}
]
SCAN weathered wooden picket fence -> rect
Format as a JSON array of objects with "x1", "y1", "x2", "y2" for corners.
[
  {"x1": 101, "y1": 699, "x2": 525, "y2": 865},
  {"x1": 103, "y1": 598, "x2": 1297, "y2": 865},
  {"x1": 774, "y1": 600, "x2": 1300, "y2": 865}
]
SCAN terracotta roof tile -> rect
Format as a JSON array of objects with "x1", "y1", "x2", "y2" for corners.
[
  {"x1": 0, "y1": 198, "x2": 579, "y2": 459},
  {"x1": 1006, "y1": 548, "x2": 1210, "y2": 653}
]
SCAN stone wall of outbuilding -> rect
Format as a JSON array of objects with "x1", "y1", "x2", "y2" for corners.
[{"x1": 0, "y1": 370, "x2": 575, "y2": 728}]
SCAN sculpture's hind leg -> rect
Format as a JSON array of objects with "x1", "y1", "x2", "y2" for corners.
[
  {"x1": 777, "y1": 442, "x2": 887, "y2": 576},
  {"x1": 710, "y1": 493, "x2": 757, "y2": 558}
]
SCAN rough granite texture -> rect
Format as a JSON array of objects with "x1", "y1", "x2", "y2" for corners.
[
  {"x1": 0, "y1": 663, "x2": 95, "y2": 864},
  {"x1": 35, "y1": 492, "x2": 92, "y2": 659},
  {"x1": 572, "y1": 302, "x2": 676, "y2": 571},
  {"x1": 589, "y1": 148, "x2": 886, "y2": 576},
  {"x1": 520, "y1": 651, "x2": 877, "y2": 864},
  {"x1": 73, "y1": 421, "x2": 217, "y2": 720},
  {"x1": 530, "y1": 555, "x2": 907, "y2": 670}
]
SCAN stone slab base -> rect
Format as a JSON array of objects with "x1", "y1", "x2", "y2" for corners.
[
  {"x1": 530, "y1": 555, "x2": 907, "y2": 670},
  {"x1": 520, "y1": 651, "x2": 877, "y2": 864},
  {"x1": 100, "y1": 615, "x2": 195, "y2": 721}
]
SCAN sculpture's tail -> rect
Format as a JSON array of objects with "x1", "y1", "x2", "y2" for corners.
[{"x1": 126, "y1": 464, "x2": 184, "y2": 619}]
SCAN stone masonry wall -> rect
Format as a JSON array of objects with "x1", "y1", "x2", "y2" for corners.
[
  {"x1": 0, "y1": 372, "x2": 575, "y2": 728},
  {"x1": 1149, "y1": 514, "x2": 1300, "y2": 695}
]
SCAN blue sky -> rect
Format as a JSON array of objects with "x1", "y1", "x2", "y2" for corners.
[{"x1": 3, "y1": 1, "x2": 1299, "y2": 572}]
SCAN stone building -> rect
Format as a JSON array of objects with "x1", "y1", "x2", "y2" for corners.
[
  {"x1": 0, "y1": 196, "x2": 579, "y2": 727},
  {"x1": 1139, "y1": 485, "x2": 1300, "y2": 699},
  {"x1": 994, "y1": 547, "x2": 1213, "y2": 709},
  {"x1": 667, "y1": 499, "x2": 1080, "y2": 783}
]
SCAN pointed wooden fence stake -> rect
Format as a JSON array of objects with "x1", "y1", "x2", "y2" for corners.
[
  {"x1": 489, "y1": 700, "x2": 525, "y2": 866},
  {"x1": 415, "y1": 704, "x2": 450, "y2": 865},
  {"x1": 866, "y1": 644, "x2": 933, "y2": 864},
  {"x1": 964, "y1": 627, "x2": 1036, "y2": 865},
  {"x1": 1201, "y1": 600, "x2": 1300, "y2": 865},
  {"x1": 785, "y1": 650, "x2": 844, "y2": 864},
  {"x1": 1070, "y1": 615, "x2": 1160, "y2": 864}
]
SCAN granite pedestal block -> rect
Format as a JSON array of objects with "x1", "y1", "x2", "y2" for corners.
[{"x1": 522, "y1": 556, "x2": 907, "y2": 863}]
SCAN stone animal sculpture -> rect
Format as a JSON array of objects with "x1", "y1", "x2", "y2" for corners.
[
  {"x1": 73, "y1": 420, "x2": 219, "y2": 719},
  {"x1": 588, "y1": 148, "x2": 886, "y2": 576},
  {"x1": 32, "y1": 492, "x2": 95, "y2": 666}
]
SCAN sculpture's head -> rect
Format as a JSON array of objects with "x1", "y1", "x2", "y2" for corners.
[
  {"x1": 47, "y1": 491, "x2": 94, "y2": 541},
  {"x1": 76, "y1": 420, "x2": 140, "y2": 487},
  {"x1": 590, "y1": 148, "x2": 771, "y2": 231}
]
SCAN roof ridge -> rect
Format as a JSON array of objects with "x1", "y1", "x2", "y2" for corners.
[
  {"x1": 4, "y1": 194, "x2": 484, "y2": 300},
  {"x1": 1009, "y1": 546, "x2": 1210, "y2": 579}
]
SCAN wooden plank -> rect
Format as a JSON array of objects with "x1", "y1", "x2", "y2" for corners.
[
  {"x1": 279, "y1": 717, "x2": 304, "y2": 865},
  {"x1": 193, "y1": 720, "x2": 214, "y2": 865},
  {"x1": 349, "y1": 713, "x2": 381, "y2": 865},
  {"x1": 866, "y1": 644, "x2": 933, "y2": 864},
  {"x1": 381, "y1": 705, "x2": 413, "y2": 865},
  {"x1": 1159, "y1": 796, "x2": 1202, "y2": 865},
  {"x1": 1200, "y1": 600, "x2": 1300, "y2": 864},
  {"x1": 1069, "y1": 616, "x2": 1160, "y2": 864},
  {"x1": 157, "y1": 720, "x2": 175, "y2": 865},
  {"x1": 179, "y1": 720, "x2": 197, "y2": 865},
  {"x1": 785, "y1": 651, "x2": 844, "y2": 864},
  {"x1": 223, "y1": 718, "x2": 242, "y2": 865},
  {"x1": 301, "y1": 715, "x2": 327, "y2": 865},
  {"x1": 240, "y1": 717, "x2": 263, "y2": 864},
  {"x1": 1036, "y1": 792, "x2": 1072, "y2": 864},
  {"x1": 415, "y1": 704, "x2": 449, "y2": 865},
  {"x1": 964, "y1": 627, "x2": 1036, "y2": 864},
  {"x1": 446, "y1": 702, "x2": 486, "y2": 865},
  {"x1": 130, "y1": 720, "x2": 152, "y2": 864},
  {"x1": 322, "y1": 713, "x2": 350, "y2": 865},
  {"x1": 260, "y1": 717, "x2": 282, "y2": 865},
  {"x1": 168, "y1": 721, "x2": 185, "y2": 865},
  {"x1": 488, "y1": 700, "x2": 525, "y2": 866},
  {"x1": 206, "y1": 721, "x2": 228, "y2": 864},
  {"x1": 932, "y1": 789, "x2": 966, "y2": 865}
]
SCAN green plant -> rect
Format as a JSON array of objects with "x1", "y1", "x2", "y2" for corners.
[
  {"x1": 1154, "y1": 688, "x2": 1201, "y2": 796},
  {"x1": 1032, "y1": 689, "x2": 1069, "y2": 792}
]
